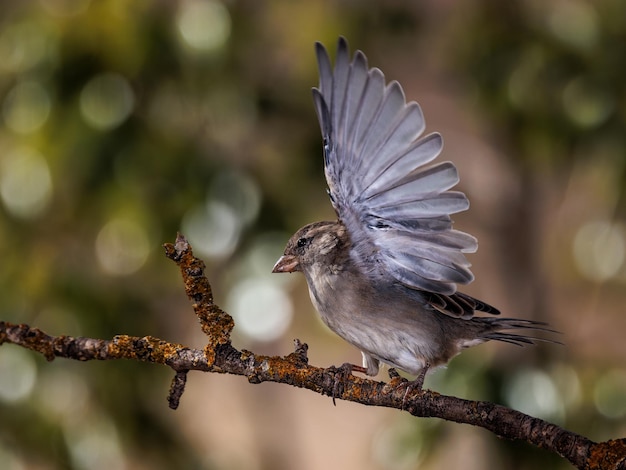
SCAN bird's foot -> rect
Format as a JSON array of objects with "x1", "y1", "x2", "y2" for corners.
[
  {"x1": 388, "y1": 363, "x2": 430, "y2": 410},
  {"x1": 327, "y1": 362, "x2": 367, "y2": 406}
]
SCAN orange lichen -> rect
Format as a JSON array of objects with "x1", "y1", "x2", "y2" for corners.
[
  {"x1": 587, "y1": 439, "x2": 626, "y2": 470},
  {"x1": 164, "y1": 234, "x2": 234, "y2": 367},
  {"x1": 107, "y1": 335, "x2": 185, "y2": 364}
]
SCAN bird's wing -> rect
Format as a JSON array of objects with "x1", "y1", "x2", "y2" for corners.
[{"x1": 313, "y1": 37, "x2": 477, "y2": 295}]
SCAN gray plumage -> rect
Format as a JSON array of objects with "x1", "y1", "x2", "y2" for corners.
[{"x1": 273, "y1": 38, "x2": 555, "y2": 379}]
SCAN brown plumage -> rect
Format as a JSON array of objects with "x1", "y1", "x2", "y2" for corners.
[{"x1": 273, "y1": 38, "x2": 556, "y2": 382}]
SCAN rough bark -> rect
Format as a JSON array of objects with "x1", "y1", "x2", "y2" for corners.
[{"x1": 0, "y1": 234, "x2": 624, "y2": 470}]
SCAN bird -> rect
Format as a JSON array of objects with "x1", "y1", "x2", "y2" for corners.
[{"x1": 272, "y1": 37, "x2": 555, "y2": 391}]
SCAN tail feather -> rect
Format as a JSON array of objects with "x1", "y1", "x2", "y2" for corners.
[{"x1": 478, "y1": 318, "x2": 562, "y2": 347}]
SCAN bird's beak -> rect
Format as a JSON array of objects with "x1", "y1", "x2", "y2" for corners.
[{"x1": 272, "y1": 255, "x2": 300, "y2": 273}]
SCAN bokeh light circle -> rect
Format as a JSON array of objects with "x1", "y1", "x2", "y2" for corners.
[
  {"x1": 227, "y1": 279, "x2": 293, "y2": 343},
  {"x1": 0, "y1": 147, "x2": 53, "y2": 219},
  {"x1": 177, "y1": 0, "x2": 231, "y2": 53},
  {"x1": 95, "y1": 218, "x2": 150, "y2": 276},
  {"x1": 2, "y1": 80, "x2": 51, "y2": 134},
  {"x1": 573, "y1": 221, "x2": 625, "y2": 282},
  {"x1": 80, "y1": 73, "x2": 134, "y2": 131}
]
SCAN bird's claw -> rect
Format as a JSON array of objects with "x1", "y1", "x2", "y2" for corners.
[
  {"x1": 328, "y1": 362, "x2": 366, "y2": 406},
  {"x1": 391, "y1": 363, "x2": 430, "y2": 410}
]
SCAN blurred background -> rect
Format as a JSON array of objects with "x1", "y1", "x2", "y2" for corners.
[{"x1": 0, "y1": 0, "x2": 625, "y2": 469}]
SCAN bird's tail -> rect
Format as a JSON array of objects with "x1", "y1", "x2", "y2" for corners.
[{"x1": 475, "y1": 317, "x2": 561, "y2": 346}]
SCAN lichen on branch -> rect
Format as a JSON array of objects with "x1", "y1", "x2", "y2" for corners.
[{"x1": 0, "y1": 233, "x2": 624, "y2": 470}]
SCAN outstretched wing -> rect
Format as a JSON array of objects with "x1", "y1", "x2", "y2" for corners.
[{"x1": 313, "y1": 37, "x2": 477, "y2": 295}]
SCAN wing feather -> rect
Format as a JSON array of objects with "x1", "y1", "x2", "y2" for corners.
[{"x1": 313, "y1": 37, "x2": 477, "y2": 294}]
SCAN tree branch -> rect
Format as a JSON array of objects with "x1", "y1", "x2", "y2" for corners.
[{"x1": 0, "y1": 234, "x2": 624, "y2": 469}]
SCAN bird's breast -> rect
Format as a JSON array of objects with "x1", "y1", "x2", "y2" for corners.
[{"x1": 301, "y1": 265, "x2": 456, "y2": 373}]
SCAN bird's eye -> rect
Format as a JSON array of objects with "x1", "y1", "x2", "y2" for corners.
[{"x1": 297, "y1": 237, "x2": 308, "y2": 248}]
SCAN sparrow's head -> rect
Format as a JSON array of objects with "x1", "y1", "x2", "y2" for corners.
[{"x1": 272, "y1": 221, "x2": 349, "y2": 274}]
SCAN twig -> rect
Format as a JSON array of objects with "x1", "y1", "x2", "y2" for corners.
[{"x1": 0, "y1": 233, "x2": 624, "y2": 470}]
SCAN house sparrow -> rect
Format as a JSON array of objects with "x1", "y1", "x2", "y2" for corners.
[{"x1": 273, "y1": 38, "x2": 554, "y2": 389}]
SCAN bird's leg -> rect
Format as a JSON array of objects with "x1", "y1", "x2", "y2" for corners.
[
  {"x1": 328, "y1": 363, "x2": 367, "y2": 406},
  {"x1": 393, "y1": 362, "x2": 430, "y2": 410},
  {"x1": 412, "y1": 362, "x2": 430, "y2": 390},
  {"x1": 349, "y1": 364, "x2": 368, "y2": 374}
]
